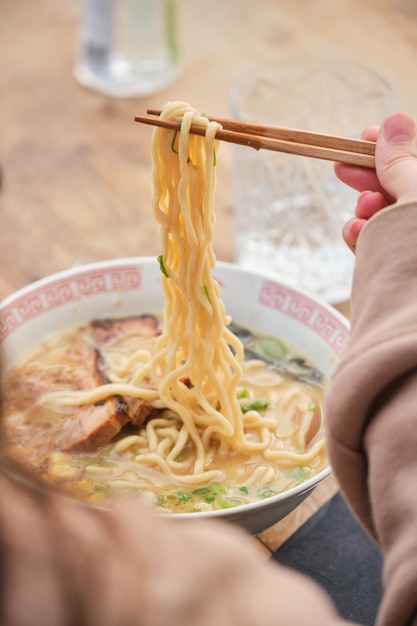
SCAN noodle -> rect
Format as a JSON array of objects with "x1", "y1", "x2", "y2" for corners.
[{"x1": 3, "y1": 101, "x2": 327, "y2": 511}]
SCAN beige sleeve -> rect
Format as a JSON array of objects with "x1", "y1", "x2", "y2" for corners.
[
  {"x1": 0, "y1": 467, "x2": 348, "y2": 626},
  {"x1": 325, "y1": 202, "x2": 417, "y2": 626}
]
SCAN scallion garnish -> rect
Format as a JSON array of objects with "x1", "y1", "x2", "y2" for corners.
[
  {"x1": 192, "y1": 487, "x2": 210, "y2": 496},
  {"x1": 217, "y1": 497, "x2": 246, "y2": 509},
  {"x1": 171, "y1": 129, "x2": 179, "y2": 154},
  {"x1": 258, "y1": 336, "x2": 287, "y2": 361},
  {"x1": 289, "y1": 466, "x2": 311, "y2": 482},
  {"x1": 237, "y1": 386, "x2": 249, "y2": 399},
  {"x1": 258, "y1": 487, "x2": 277, "y2": 499},
  {"x1": 175, "y1": 491, "x2": 191, "y2": 502},
  {"x1": 209, "y1": 482, "x2": 227, "y2": 495},
  {"x1": 202, "y1": 284, "x2": 211, "y2": 303},
  {"x1": 157, "y1": 254, "x2": 169, "y2": 277},
  {"x1": 241, "y1": 400, "x2": 270, "y2": 414}
]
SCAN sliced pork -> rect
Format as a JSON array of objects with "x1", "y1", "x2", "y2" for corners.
[
  {"x1": 56, "y1": 315, "x2": 162, "y2": 453},
  {"x1": 90, "y1": 314, "x2": 159, "y2": 345}
]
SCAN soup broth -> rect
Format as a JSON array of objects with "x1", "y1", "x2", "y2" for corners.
[{"x1": 2, "y1": 314, "x2": 326, "y2": 513}]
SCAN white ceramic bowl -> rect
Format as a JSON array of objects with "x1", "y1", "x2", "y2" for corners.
[{"x1": 0, "y1": 258, "x2": 349, "y2": 534}]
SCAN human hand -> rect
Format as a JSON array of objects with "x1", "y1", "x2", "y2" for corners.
[{"x1": 334, "y1": 111, "x2": 417, "y2": 253}]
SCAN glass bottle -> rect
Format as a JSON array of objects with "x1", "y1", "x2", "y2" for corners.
[{"x1": 74, "y1": 0, "x2": 180, "y2": 98}]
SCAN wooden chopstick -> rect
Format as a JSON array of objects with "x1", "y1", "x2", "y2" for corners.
[{"x1": 134, "y1": 109, "x2": 375, "y2": 168}]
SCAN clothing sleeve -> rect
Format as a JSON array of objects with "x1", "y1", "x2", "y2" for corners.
[
  {"x1": 325, "y1": 201, "x2": 417, "y2": 626},
  {"x1": 0, "y1": 467, "x2": 348, "y2": 626}
]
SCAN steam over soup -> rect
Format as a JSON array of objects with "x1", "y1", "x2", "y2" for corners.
[{"x1": 2, "y1": 315, "x2": 326, "y2": 512}]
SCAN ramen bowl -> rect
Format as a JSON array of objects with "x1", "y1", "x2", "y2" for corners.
[{"x1": 0, "y1": 257, "x2": 349, "y2": 534}]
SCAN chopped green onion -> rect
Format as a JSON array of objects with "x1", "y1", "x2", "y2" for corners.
[
  {"x1": 258, "y1": 487, "x2": 277, "y2": 499},
  {"x1": 237, "y1": 386, "x2": 249, "y2": 399},
  {"x1": 209, "y1": 482, "x2": 227, "y2": 495},
  {"x1": 289, "y1": 466, "x2": 311, "y2": 482},
  {"x1": 175, "y1": 491, "x2": 191, "y2": 502},
  {"x1": 171, "y1": 130, "x2": 179, "y2": 154},
  {"x1": 157, "y1": 254, "x2": 169, "y2": 277},
  {"x1": 192, "y1": 487, "x2": 210, "y2": 496},
  {"x1": 241, "y1": 400, "x2": 270, "y2": 414},
  {"x1": 308, "y1": 402, "x2": 317, "y2": 411},
  {"x1": 217, "y1": 497, "x2": 246, "y2": 509},
  {"x1": 202, "y1": 284, "x2": 211, "y2": 303},
  {"x1": 258, "y1": 336, "x2": 287, "y2": 361},
  {"x1": 239, "y1": 485, "x2": 249, "y2": 495},
  {"x1": 93, "y1": 484, "x2": 111, "y2": 494}
]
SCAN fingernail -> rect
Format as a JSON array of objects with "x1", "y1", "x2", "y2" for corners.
[{"x1": 382, "y1": 113, "x2": 416, "y2": 144}]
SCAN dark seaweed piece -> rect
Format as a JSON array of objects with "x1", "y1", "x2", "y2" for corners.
[{"x1": 228, "y1": 322, "x2": 324, "y2": 387}]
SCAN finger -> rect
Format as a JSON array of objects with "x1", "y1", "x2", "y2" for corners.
[
  {"x1": 355, "y1": 190, "x2": 390, "y2": 219},
  {"x1": 375, "y1": 112, "x2": 417, "y2": 203},
  {"x1": 333, "y1": 125, "x2": 384, "y2": 195},
  {"x1": 334, "y1": 162, "x2": 385, "y2": 194},
  {"x1": 361, "y1": 125, "x2": 379, "y2": 142},
  {"x1": 342, "y1": 217, "x2": 367, "y2": 254}
]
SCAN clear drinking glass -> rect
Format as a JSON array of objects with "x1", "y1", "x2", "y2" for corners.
[
  {"x1": 74, "y1": 0, "x2": 180, "y2": 98},
  {"x1": 229, "y1": 57, "x2": 396, "y2": 303}
]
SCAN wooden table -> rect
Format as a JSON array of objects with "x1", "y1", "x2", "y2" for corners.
[{"x1": 2, "y1": 0, "x2": 417, "y2": 556}]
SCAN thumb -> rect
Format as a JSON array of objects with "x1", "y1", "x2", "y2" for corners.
[{"x1": 375, "y1": 112, "x2": 417, "y2": 204}]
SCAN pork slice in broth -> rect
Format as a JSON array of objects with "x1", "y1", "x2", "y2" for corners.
[
  {"x1": 56, "y1": 396, "x2": 130, "y2": 452},
  {"x1": 55, "y1": 316, "x2": 161, "y2": 453},
  {"x1": 90, "y1": 314, "x2": 159, "y2": 345}
]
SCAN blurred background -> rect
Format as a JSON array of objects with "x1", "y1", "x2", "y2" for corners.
[{"x1": 1, "y1": 0, "x2": 417, "y2": 303}]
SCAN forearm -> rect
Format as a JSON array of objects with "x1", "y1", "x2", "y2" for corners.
[
  {"x1": 0, "y1": 469, "x2": 347, "y2": 626},
  {"x1": 365, "y1": 370, "x2": 417, "y2": 626},
  {"x1": 325, "y1": 202, "x2": 417, "y2": 625},
  {"x1": 0, "y1": 471, "x2": 141, "y2": 626}
]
